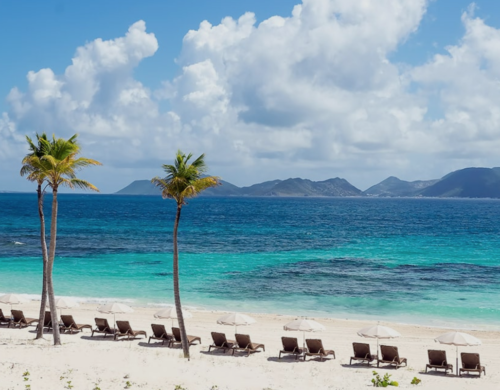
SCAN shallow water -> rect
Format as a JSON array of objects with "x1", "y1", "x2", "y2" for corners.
[{"x1": 1, "y1": 193, "x2": 499, "y2": 329}]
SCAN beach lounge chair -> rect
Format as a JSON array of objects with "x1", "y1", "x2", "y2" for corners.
[
  {"x1": 60, "y1": 315, "x2": 92, "y2": 334},
  {"x1": 233, "y1": 334, "x2": 265, "y2": 356},
  {"x1": 10, "y1": 310, "x2": 38, "y2": 328},
  {"x1": 303, "y1": 339, "x2": 335, "y2": 361},
  {"x1": 36, "y1": 311, "x2": 53, "y2": 332},
  {"x1": 171, "y1": 327, "x2": 202, "y2": 347},
  {"x1": 279, "y1": 337, "x2": 304, "y2": 360},
  {"x1": 0, "y1": 309, "x2": 11, "y2": 326},
  {"x1": 425, "y1": 350, "x2": 453, "y2": 374},
  {"x1": 460, "y1": 353, "x2": 486, "y2": 377},
  {"x1": 114, "y1": 321, "x2": 147, "y2": 340},
  {"x1": 91, "y1": 318, "x2": 116, "y2": 338},
  {"x1": 208, "y1": 332, "x2": 236, "y2": 353},
  {"x1": 149, "y1": 324, "x2": 173, "y2": 345},
  {"x1": 350, "y1": 342, "x2": 376, "y2": 365},
  {"x1": 378, "y1": 345, "x2": 407, "y2": 369}
]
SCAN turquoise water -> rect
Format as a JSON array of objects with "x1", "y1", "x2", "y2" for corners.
[{"x1": 1, "y1": 194, "x2": 499, "y2": 329}]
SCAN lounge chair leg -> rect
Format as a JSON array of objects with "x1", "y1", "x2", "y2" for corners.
[{"x1": 279, "y1": 352, "x2": 281, "y2": 360}]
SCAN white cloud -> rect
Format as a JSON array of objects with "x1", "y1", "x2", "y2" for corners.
[{"x1": 4, "y1": 0, "x2": 500, "y2": 192}]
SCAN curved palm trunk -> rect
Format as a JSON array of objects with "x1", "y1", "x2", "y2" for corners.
[
  {"x1": 35, "y1": 184, "x2": 49, "y2": 339},
  {"x1": 47, "y1": 187, "x2": 61, "y2": 346},
  {"x1": 173, "y1": 204, "x2": 190, "y2": 359}
]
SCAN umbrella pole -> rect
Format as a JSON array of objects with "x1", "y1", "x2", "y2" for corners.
[
  {"x1": 456, "y1": 346, "x2": 459, "y2": 376},
  {"x1": 303, "y1": 331, "x2": 306, "y2": 350}
]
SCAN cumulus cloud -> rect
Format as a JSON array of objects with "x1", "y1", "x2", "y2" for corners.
[{"x1": 3, "y1": 0, "x2": 500, "y2": 191}]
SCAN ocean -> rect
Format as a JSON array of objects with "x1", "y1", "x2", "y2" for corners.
[{"x1": 1, "y1": 193, "x2": 499, "y2": 329}]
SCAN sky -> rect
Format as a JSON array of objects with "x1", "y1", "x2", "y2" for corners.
[{"x1": 2, "y1": 0, "x2": 500, "y2": 193}]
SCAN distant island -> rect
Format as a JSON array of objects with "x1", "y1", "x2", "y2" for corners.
[{"x1": 115, "y1": 167, "x2": 500, "y2": 199}]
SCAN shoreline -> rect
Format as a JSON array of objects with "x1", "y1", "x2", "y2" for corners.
[
  {"x1": 1, "y1": 300, "x2": 499, "y2": 389},
  {"x1": 1, "y1": 294, "x2": 500, "y2": 333}
]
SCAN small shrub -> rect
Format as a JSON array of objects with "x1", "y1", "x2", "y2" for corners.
[
  {"x1": 125, "y1": 381, "x2": 133, "y2": 388},
  {"x1": 371, "y1": 371, "x2": 399, "y2": 387},
  {"x1": 175, "y1": 386, "x2": 187, "y2": 390},
  {"x1": 411, "y1": 377, "x2": 421, "y2": 385}
]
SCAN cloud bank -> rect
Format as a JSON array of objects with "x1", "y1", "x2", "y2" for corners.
[{"x1": 2, "y1": 0, "x2": 500, "y2": 191}]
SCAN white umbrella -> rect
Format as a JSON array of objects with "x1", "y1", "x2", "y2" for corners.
[
  {"x1": 284, "y1": 318, "x2": 325, "y2": 349},
  {"x1": 357, "y1": 324, "x2": 401, "y2": 356},
  {"x1": 97, "y1": 302, "x2": 134, "y2": 329},
  {"x1": 154, "y1": 306, "x2": 193, "y2": 327},
  {"x1": 46, "y1": 297, "x2": 79, "y2": 314},
  {"x1": 217, "y1": 312, "x2": 256, "y2": 333},
  {"x1": 435, "y1": 331, "x2": 482, "y2": 376},
  {"x1": 0, "y1": 293, "x2": 29, "y2": 310}
]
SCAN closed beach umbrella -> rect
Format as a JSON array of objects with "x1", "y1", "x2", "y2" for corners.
[
  {"x1": 0, "y1": 293, "x2": 29, "y2": 309},
  {"x1": 435, "y1": 331, "x2": 481, "y2": 376},
  {"x1": 97, "y1": 302, "x2": 134, "y2": 329},
  {"x1": 357, "y1": 324, "x2": 401, "y2": 355},
  {"x1": 217, "y1": 312, "x2": 256, "y2": 333},
  {"x1": 154, "y1": 306, "x2": 193, "y2": 327},
  {"x1": 284, "y1": 318, "x2": 325, "y2": 349}
]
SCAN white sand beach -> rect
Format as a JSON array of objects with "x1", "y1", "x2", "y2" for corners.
[{"x1": 1, "y1": 300, "x2": 499, "y2": 390}]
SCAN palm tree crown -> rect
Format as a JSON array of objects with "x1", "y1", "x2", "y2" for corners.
[{"x1": 151, "y1": 150, "x2": 220, "y2": 204}]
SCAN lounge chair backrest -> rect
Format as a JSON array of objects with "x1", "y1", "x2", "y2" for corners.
[
  {"x1": 11, "y1": 310, "x2": 25, "y2": 323},
  {"x1": 94, "y1": 318, "x2": 111, "y2": 331},
  {"x1": 306, "y1": 339, "x2": 324, "y2": 354},
  {"x1": 61, "y1": 315, "x2": 75, "y2": 327},
  {"x1": 0, "y1": 309, "x2": 8, "y2": 320},
  {"x1": 461, "y1": 353, "x2": 480, "y2": 369},
  {"x1": 44, "y1": 311, "x2": 52, "y2": 326},
  {"x1": 428, "y1": 350, "x2": 447, "y2": 366},
  {"x1": 235, "y1": 334, "x2": 252, "y2": 348},
  {"x1": 211, "y1": 332, "x2": 228, "y2": 347},
  {"x1": 380, "y1": 345, "x2": 399, "y2": 361},
  {"x1": 152, "y1": 324, "x2": 167, "y2": 338},
  {"x1": 353, "y1": 342, "x2": 371, "y2": 359},
  {"x1": 116, "y1": 321, "x2": 132, "y2": 334},
  {"x1": 172, "y1": 327, "x2": 181, "y2": 341},
  {"x1": 282, "y1": 337, "x2": 299, "y2": 352}
]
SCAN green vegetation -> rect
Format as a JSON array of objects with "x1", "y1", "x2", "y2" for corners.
[
  {"x1": 411, "y1": 377, "x2": 422, "y2": 385},
  {"x1": 371, "y1": 371, "x2": 399, "y2": 387}
]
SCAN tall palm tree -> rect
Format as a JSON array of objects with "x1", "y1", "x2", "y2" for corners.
[
  {"x1": 20, "y1": 133, "x2": 54, "y2": 339},
  {"x1": 152, "y1": 151, "x2": 219, "y2": 359},
  {"x1": 21, "y1": 133, "x2": 78, "y2": 339},
  {"x1": 27, "y1": 135, "x2": 101, "y2": 345}
]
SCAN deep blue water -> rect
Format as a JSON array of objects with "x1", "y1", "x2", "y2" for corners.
[{"x1": 1, "y1": 193, "x2": 499, "y2": 328}]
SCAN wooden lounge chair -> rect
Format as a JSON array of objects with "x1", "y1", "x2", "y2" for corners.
[
  {"x1": 303, "y1": 339, "x2": 335, "y2": 361},
  {"x1": 426, "y1": 350, "x2": 453, "y2": 374},
  {"x1": 149, "y1": 324, "x2": 173, "y2": 345},
  {"x1": 114, "y1": 321, "x2": 147, "y2": 340},
  {"x1": 233, "y1": 333, "x2": 265, "y2": 356},
  {"x1": 0, "y1": 309, "x2": 11, "y2": 326},
  {"x1": 350, "y1": 342, "x2": 376, "y2": 365},
  {"x1": 460, "y1": 353, "x2": 486, "y2": 377},
  {"x1": 10, "y1": 310, "x2": 38, "y2": 328},
  {"x1": 171, "y1": 327, "x2": 202, "y2": 347},
  {"x1": 60, "y1": 315, "x2": 92, "y2": 334},
  {"x1": 279, "y1": 337, "x2": 304, "y2": 360},
  {"x1": 36, "y1": 311, "x2": 53, "y2": 332},
  {"x1": 91, "y1": 318, "x2": 116, "y2": 338},
  {"x1": 208, "y1": 332, "x2": 235, "y2": 353},
  {"x1": 378, "y1": 345, "x2": 407, "y2": 369}
]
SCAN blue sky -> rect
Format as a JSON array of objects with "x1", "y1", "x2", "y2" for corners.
[{"x1": 2, "y1": 0, "x2": 500, "y2": 192}]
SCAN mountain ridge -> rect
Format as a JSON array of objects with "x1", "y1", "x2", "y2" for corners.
[{"x1": 115, "y1": 167, "x2": 500, "y2": 199}]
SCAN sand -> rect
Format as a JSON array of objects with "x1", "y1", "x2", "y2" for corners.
[{"x1": 0, "y1": 300, "x2": 498, "y2": 390}]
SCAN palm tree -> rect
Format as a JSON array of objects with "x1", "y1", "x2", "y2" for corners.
[
  {"x1": 27, "y1": 135, "x2": 101, "y2": 345},
  {"x1": 20, "y1": 133, "x2": 53, "y2": 339},
  {"x1": 152, "y1": 151, "x2": 219, "y2": 359},
  {"x1": 20, "y1": 133, "x2": 78, "y2": 339}
]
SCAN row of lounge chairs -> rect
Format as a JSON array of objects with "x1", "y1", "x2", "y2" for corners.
[{"x1": 0, "y1": 309, "x2": 485, "y2": 377}]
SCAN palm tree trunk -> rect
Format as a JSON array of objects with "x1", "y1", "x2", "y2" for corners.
[
  {"x1": 173, "y1": 204, "x2": 190, "y2": 359},
  {"x1": 35, "y1": 184, "x2": 49, "y2": 339},
  {"x1": 47, "y1": 187, "x2": 61, "y2": 346}
]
